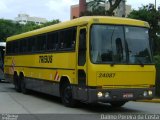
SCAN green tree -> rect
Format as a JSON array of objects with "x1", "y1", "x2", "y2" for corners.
[
  {"x1": 107, "y1": 0, "x2": 122, "y2": 15},
  {"x1": 87, "y1": 0, "x2": 105, "y2": 11},
  {"x1": 81, "y1": 0, "x2": 122, "y2": 16},
  {"x1": 0, "y1": 19, "x2": 60, "y2": 42},
  {"x1": 128, "y1": 4, "x2": 160, "y2": 54},
  {"x1": 20, "y1": 22, "x2": 39, "y2": 33},
  {"x1": 40, "y1": 19, "x2": 60, "y2": 27},
  {"x1": 0, "y1": 19, "x2": 19, "y2": 41}
]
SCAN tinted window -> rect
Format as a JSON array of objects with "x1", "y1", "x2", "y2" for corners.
[
  {"x1": 13, "y1": 41, "x2": 19, "y2": 54},
  {"x1": 6, "y1": 42, "x2": 12, "y2": 54},
  {"x1": 28, "y1": 37, "x2": 36, "y2": 52},
  {"x1": 47, "y1": 32, "x2": 59, "y2": 50},
  {"x1": 59, "y1": 28, "x2": 76, "y2": 50},
  {"x1": 19, "y1": 39, "x2": 28, "y2": 53},
  {"x1": 6, "y1": 27, "x2": 77, "y2": 55},
  {"x1": 37, "y1": 35, "x2": 46, "y2": 51}
]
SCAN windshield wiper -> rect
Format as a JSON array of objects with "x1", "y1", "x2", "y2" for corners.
[
  {"x1": 110, "y1": 62, "x2": 115, "y2": 67},
  {"x1": 137, "y1": 59, "x2": 144, "y2": 67}
]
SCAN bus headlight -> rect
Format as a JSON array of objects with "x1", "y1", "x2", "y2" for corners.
[
  {"x1": 148, "y1": 90, "x2": 152, "y2": 96},
  {"x1": 105, "y1": 92, "x2": 110, "y2": 98},
  {"x1": 143, "y1": 91, "x2": 148, "y2": 97},
  {"x1": 97, "y1": 92, "x2": 103, "y2": 98}
]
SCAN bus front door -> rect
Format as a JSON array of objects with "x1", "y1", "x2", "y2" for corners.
[{"x1": 76, "y1": 27, "x2": 88, "y2": 101}]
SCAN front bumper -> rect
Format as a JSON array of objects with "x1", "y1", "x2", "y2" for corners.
[
  {"x1": 73, "y1": 87, "x2": 155, "y2": 103},
  {"x1": 88, "y1": 87, "x2": 155, "y2": 103}
]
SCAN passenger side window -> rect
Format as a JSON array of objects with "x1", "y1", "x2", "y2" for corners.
[
  {"x1": 47, "y1": 32, "x2": 59, "y2": 50},
  {"x1": 6, "y1": 27, "x2": 77, "y2": 55},
  {"x1": 13, "y1": 41, "x2": 19, "y2": 54},
  {"x1": 59, "y1": 27, "x2": 76, "y2": 50},
  {"x1": 37, "y1": 34, "x2": 46, "y2": 51},
  {"x1": 6, "y1": 42, "x2": 12, "y2": 54},
  {"x1": 19, "y1": 39, "x2": 28, "y2": 53},
  {"x1": 28, "y1": 37, "x2": 36, "y2": 52}
]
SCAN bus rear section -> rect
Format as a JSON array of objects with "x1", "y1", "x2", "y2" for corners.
[{"x1": 84, "y1": 23, "x2": 155, "y2": 106}]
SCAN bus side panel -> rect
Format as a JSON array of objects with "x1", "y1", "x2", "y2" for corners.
[{"x1": 4, "y1": 52, "x2": 77, "y2": 96}]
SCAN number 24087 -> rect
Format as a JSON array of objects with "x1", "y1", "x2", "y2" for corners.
[{"x1": 98, "y1": 73, "x2": 115, "y2": 78}]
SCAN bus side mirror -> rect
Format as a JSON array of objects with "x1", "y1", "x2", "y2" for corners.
[{"x1": 116, "y1": 38, "x2": 123, "y2": 61}]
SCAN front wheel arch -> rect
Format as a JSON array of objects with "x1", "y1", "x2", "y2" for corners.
[{"x1": 59, "y1": 77, "x2": 76, "y2": 107}]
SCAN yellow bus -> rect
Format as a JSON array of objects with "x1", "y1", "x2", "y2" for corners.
[{"x1": 4, "y1": 16, "x2": 155, "y2": 107}]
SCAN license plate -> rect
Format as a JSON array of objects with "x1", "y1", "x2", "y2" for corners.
[{"x1": 123, "y1": 93, "x2": 133, "y2": 98}]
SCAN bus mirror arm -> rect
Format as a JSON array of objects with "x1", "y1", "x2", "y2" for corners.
[{"x1": 110, "y1": 62, "x2": 115, "y2": 67}]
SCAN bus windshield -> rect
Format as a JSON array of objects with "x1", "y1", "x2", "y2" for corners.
[{"x1": 90, "y1": 25, "x2": 152, "y2": 64}]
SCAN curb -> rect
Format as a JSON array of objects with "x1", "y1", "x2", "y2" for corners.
[{"x1": 137, "y1": 99, "x2": 160, "y2": 103}]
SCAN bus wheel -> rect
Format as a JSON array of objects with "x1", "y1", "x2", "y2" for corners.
[
  {"x1": 110, "y1": 101, "x2": 126, "y2": 108},
  {"x1": 61, "y1": 82, "x2": 76, "y2": 107},
  {"x1": 20, "y1": 76, "x2": 28, "y2": 94},
  {"x1": 14, "y1": 74, "x2": 21, "y2": 92}
]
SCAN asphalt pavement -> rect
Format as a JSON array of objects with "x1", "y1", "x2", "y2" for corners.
[{"x1": 0, "y1": 82, "x2": 160, "y2": 120}]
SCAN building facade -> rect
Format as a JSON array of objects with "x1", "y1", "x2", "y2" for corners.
[
  {"x1": 70, "y1": 5, "x2": 80, "y2": 19},
  {"x1": 70, "y1": 0, "x2": 132, "y2": 19},
  {"x1": 15, "y1": 14, "x2": 48, "y2": 25}
]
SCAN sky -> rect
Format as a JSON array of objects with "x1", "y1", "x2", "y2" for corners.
[{"x1": 0, "y1": 0, "x2": 159, "y2": 22}]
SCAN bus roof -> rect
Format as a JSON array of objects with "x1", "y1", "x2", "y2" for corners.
[{"x1": 7, "y1": 16, "x2": 149, "y2": 42}]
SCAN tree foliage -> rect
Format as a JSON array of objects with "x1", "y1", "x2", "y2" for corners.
[
  {"x1": 0, "y1": 19, "x2": 60, "y2": 42},
  {"x1": 87, "y1": 0, "x2": 106, "y2": 11},
  {"x1": 81, "y1": 0, "x2": 122, "y2": 16},
  {"x1": 0, "y1": 19, "x2": 19, "y2": 41},
  {"x1": 128, "y1": 4, "x2": 160, "y2": 54},
  {"x1": 107, "y1": 0, "x2": 122, "y2": 15},
  {"x1": 39, "y1": 19, "x2": 61, "y2": 28}
]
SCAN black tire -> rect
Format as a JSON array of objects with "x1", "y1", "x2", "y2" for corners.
[
  {"x1": 14, "y1": 74, "x2": 21, "y2": 92},
  {"x1": 110, "y1": 101, "x2": 126, "y2": 108},
  {"x1": 21, "y1": 76, "x2": 28, "y2": 94},
  {"x1": 61, "y1": 82, "x2": 76, "y2": 107}
]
